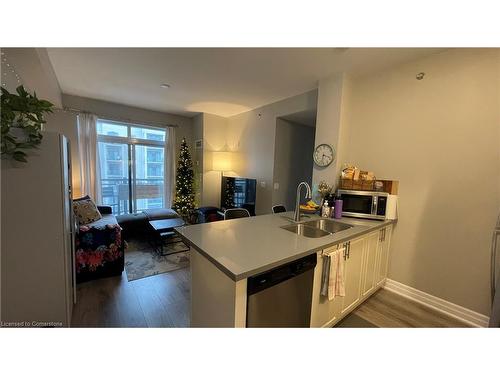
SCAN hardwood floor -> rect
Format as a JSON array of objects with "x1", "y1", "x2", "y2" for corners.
[
  {"x1": 72, "y1": 269, "x2": 471, "y2": 328},
  {"x1": 71, "y1": 268, "x2": 190, "y2": 328},
  {"x1": 345, "y1": 289, "x2": 472, "y2": 328}
]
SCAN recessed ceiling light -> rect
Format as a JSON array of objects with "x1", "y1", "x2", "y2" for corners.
[{"x1": 160, "y1": 83, "x2": 171, "y2": 89}]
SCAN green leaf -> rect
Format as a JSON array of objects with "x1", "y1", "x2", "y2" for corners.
[
  {"x1": 39, "y1": 99, "x2": 54, "y2": 108},
  {"x1": 16, "y1": 85, "x2": 27, "y2": 97},
  {"x1": 26, "y1": 114, "x2": 38, "y2": 122},
  {"x1": 0, "y1": 85, "x2": 53, "y2": 162},
  {"x1": 12, "y1": 150, "x2": 28, "y2": 163},
  {"x1": 2, "y1": 134, "x2": 17, "y2": 144}
]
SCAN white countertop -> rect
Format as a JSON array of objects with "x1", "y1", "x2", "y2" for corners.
[{"x1": 175, "y1": 212, "x2": 394, "y2": 281}]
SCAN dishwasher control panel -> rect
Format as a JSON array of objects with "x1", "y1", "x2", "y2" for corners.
[{"x1": 247, "y1": 253, "x2": 317, "y2": 296}]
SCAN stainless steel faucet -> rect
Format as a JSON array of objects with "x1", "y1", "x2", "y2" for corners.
[{"x1": 294, "y1": 181, "x2": 312, "y2": 222}]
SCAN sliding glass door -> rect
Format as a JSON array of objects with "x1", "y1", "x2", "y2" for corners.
[
  {"x1": 97, "y1": 120, "x2": 167, "y2": 215},
  {"x1": 133, "y1": 144, "x2": 165, "y2": 212},
  {"x1": 98, "y1": 141, "x2": 131, "y2": 214}
]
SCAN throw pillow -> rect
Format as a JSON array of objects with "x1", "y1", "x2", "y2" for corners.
[{"x1": 73, "y1": 195, "x2": 102, "y2": 225}]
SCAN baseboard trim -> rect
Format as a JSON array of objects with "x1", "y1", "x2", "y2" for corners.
[{"x1": 383, "y1": 279, "x2": 489, "y2": 328}]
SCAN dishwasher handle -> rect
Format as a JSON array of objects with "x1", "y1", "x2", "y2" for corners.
[{"x1": 247, "y1": 254, "x2": 317, "y2": 296}]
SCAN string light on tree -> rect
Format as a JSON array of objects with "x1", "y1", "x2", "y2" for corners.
[
  {"x1": 0, "y1": 50, "x2": 24, "y2": 88},
  {"x1": 172, "y1": 137, "x2": 196, "y2": 221}
]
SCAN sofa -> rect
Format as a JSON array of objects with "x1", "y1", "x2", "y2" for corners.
[{"x1": 75, "y1": 205, "x2": 125, "y2": 283}]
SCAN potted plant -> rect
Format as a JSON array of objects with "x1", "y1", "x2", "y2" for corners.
[
  {"x1": 1, "y1": 85, "x2": 54, "y2": 162},
  {"x1": 317, "y1": 180, "x2": 333, "y2": 211}
]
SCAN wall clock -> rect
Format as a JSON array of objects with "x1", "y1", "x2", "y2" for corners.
[{"x1": 313, "y1": 143, "x2": 335, "y2": 167}]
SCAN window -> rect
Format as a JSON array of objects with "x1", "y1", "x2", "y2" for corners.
[
  {"x1": 102, "y1": 143, "x2": 126, "y2": 178},
  {"x1": 146, "y1": 132, "x2": 164, "y2": 141},
  {"x1": 107, "y1": 162, "x2": 123, "y2": 177},
  {"x1": 147, "y1": 164, "x2": 162, "y2": 177},
  {"x1": 146, "y1": 198, "x2": 162, "y2": 209},
  {"x1": 147, "y1": 148, "x2": 163, "y2": 163},
  {"x1": 97, "y1": 120, "x2": 168, "y2": 214},
  {"x1": 97, "y1": 122, "x2": 127, "y2": 137},
  {"x1": 131, "y1": 126, "x2": 166, "y2": 141},
  {"x1": 106, "y1": 144, "x2": 123, "y2": 161}
]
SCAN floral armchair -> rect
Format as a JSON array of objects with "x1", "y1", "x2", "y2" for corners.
[{"x1": 75, "y1": 205, "x2": 125, "y2": 283}]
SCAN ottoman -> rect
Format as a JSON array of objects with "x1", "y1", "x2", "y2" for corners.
[{"x1": 117, "y1": 208, "x2": 180, "y2": 239}]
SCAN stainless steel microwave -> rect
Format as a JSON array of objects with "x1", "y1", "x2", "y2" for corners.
[{"x1": 337, "y1": 189, "x2": 389, "y2": 220}]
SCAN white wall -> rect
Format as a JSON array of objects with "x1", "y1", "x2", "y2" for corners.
[
  {"x1": 0, "y1": 49, "x2": 82, "y2": 193},
  {"x1": 272, "y1": 119, "x2": 315, "y2": 210},
  {"x1": 345, "y1": 49, "x2": 500, "y2": 315},
  {"x1": 62, "y1": 95, "x2": 194, "y2": 197},
  {"x1": 226, "y1": 90, "x2": 318, "y2": 214},
  {"x1": 336, "y1": 75, "x2": 353, "y2": 179},
  {"x1": 3, "y1": 48, "x2": 62, "y2": 108},
  {"x1": 202, "y1": 113, "x2": 229, "y2": 207},
  {"x1": 312, "y1": 73, "x2": 346, "y2": 190},
  {"x1": 1, "y1": 49, "x2": 197, "y2": 199},
  {"x1": 62, "y1": 94, "x2": 193, "y2": 156},
  {"x1": 192, "y1": 114, "x2": 204, "y2": 206},
  {"x1": 44, "y1": 110, "x2": 81, "y2": 195}
]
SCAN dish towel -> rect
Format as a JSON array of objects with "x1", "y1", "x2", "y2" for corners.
[
  {"x1": 320, "y1": 249, "x2": 346, "y2": 301},
  {"x1": 320, "y1": 253, "x2": 331, "y2": 297},
  {"x1": 335, "y1": 249, "x2": 346, "y2": 298}
]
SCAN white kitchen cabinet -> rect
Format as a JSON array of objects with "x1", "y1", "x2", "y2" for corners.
[
  {"x1": 310, "y1": 245, "x2": 343, "y2": 327},
  {"x1": 340, "y1": 237, "x2": 365, "y2": 315},
  {"x1": 310, "y1": 224, "x2": 393, "y2": 327},
  {"x1": 361, "y1": 230, "x2": 380, "y2": 297},
  {"x1": 376, "y1": 226, "x2": 392, "y2": 286},
  {"x1": 310, "y1": 238, "x2": 365, "y2": 327}
]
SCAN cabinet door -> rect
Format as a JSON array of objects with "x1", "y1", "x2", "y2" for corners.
[
  {"x1": 341, "y1": 237, "x2": 365, "y2": 315},
  {"x1": 361, "y1": 231, "x2": 379, "y2": 297},
  {"x1": 310, "y1": 248, "x2": 343, "y2": 327},
  {"x1": 376, "y1": 226, "x2": 392, "y2": 285}
]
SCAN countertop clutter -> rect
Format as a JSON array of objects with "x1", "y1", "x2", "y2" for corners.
[
  {"x1": 340, "y1": 164, "x2": 399, "y2": 194},
  {"x1": 175, "y1": 212, "x2": 394, "y2": 281}
]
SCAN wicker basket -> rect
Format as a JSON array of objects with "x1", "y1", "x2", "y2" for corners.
[{"x1": 340, "y1": 177, "x2": 374, "y2": 191}]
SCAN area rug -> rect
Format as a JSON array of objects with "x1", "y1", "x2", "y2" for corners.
[{"x1": 124, "y1": 237, "x2": 190, "y2": 282}]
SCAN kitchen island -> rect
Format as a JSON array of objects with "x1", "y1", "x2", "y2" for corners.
[{"x1": 175, "y1": 213, "x2": 394, "y2": 327}]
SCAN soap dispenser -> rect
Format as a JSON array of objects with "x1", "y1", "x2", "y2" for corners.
[{"x1": 322, "y1": 200, "x2": 330, "y2": 218}]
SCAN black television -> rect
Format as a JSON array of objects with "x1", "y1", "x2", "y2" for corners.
[{"x1": 220, "y1": 176, "x2": 257, "y2": 215}]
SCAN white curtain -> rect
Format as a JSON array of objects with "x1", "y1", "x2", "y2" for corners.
[
  {"x1": 77, "y1": 113, "x2": 102, "y2": 203},
  {"x1": 164, "y1": 126, "x2": 176, "y2": 208}
]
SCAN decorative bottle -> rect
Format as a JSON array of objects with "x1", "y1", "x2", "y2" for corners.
[{"x1": 322, "y1": 201, "x2": 330, "y2": 218}]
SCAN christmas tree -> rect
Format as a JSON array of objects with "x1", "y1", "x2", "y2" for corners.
[
  {"x1": 222, "y1": 177, "x2": 236, "y2": 208},
  {"x1": 172, "y1": 138, "x2": 195, "y2": 220}
]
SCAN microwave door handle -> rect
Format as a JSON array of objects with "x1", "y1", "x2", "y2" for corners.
[{"x1": 372, "y1": 196, "x2": 378, "y2": 215}]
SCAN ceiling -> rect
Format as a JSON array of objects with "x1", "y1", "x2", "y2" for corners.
[{"x1": 47, "y1": 48, "x2": 444, "y2": 118}]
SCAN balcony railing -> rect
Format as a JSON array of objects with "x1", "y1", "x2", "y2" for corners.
[{"x1": 101, "y1": 178, "x2": 164, "y2": 215}]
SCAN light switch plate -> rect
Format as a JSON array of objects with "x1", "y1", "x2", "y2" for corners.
[
  {"x1": 273, "y1": 182, "x2": 279, "y2": 190},
  {"x1": 260, "y1": 181, "x2": 266, "y2": 188}
]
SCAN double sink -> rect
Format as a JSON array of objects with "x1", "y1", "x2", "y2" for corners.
[{"x1": 281, "y1": 218, "x2": 353, "y2": 238}]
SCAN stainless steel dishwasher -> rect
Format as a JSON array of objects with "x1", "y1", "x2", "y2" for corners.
[{"x1": 246, "y1": 254, "x2": 317, "y2": 327}]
